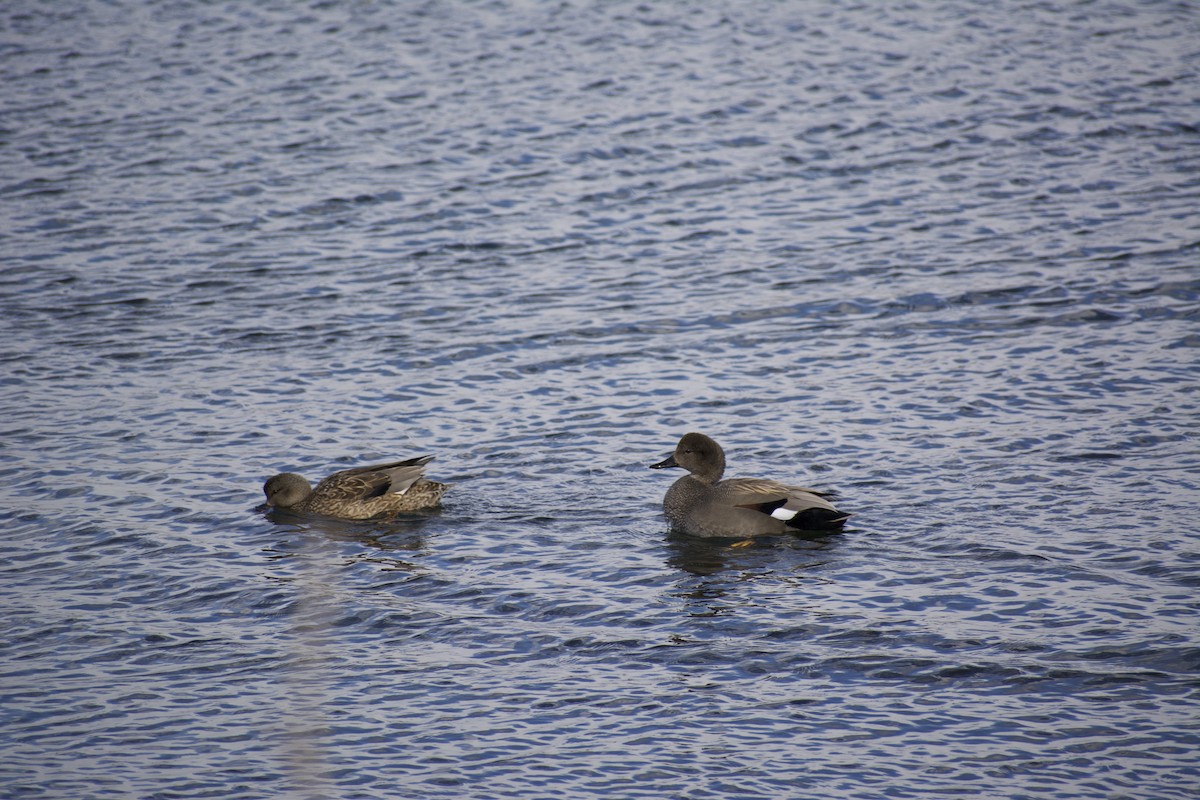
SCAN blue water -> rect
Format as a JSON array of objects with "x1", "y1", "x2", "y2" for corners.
[{"x1": 2, "y1": 1, "x2": 1198, "y2": 798}]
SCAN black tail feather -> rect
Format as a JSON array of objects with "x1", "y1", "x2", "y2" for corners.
[{"x1": 786, "y1": 508, "x2": 851, "y2": 531}]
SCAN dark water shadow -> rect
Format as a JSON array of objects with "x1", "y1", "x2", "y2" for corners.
[
  {"x1": 258, "y1": 505, "x2": 442, "y2": 554},
  {"x1": 664, "y1": 527, "x2": 844, "y2": 577},
  {"x1": 661, "y1": 529, "x2": 846, "y2": 622}
]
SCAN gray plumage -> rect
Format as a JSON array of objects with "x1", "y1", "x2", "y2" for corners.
[{"x1": 650, "y1": 432, "x2": 848, "y2": 538}]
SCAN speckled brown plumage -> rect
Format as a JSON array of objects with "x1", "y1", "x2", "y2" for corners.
[{"x1": 262, "y1": 456, "x2": 447, "y2": 519}]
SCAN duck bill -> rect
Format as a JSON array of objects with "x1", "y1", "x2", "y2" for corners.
[{"x1": 649, "y1": 454, "x2": 679, "y2": 470}]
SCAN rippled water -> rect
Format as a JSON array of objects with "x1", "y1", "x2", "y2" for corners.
[{"x1": 2, "y1": 1, "x2": 1199, "y2": 798}]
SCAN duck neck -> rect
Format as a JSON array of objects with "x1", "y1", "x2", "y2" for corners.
[{"x1": 694, "y1": 456, "x2": 724, "y2": 485}]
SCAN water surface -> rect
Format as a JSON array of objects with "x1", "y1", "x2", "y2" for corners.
[{"x1": 2, "y1": 2, "x2": 1198, "y2": 798}]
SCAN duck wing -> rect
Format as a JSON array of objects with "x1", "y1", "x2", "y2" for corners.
[
  {"x1": 718, "y1": 477, "x2": 848, "y2": 527},
  {"x1": 316, "y1": 456, "x2": 434, "y2": 500}
]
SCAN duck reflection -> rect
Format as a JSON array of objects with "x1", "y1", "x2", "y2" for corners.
[
  {"x1": 260, "y1": 505, "x2": 439, "y2": 569},
  {"x1": 666, "y1": 531, "x2": 842, "y2": 619},
  {"x1": 665, "y1": 529, "x2": 840, "y2": 577}
]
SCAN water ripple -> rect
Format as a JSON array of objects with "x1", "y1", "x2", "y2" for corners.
[{"x1": 2, "y1": 1, "x2": 1199, "y2": 799}]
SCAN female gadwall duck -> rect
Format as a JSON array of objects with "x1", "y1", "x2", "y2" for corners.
[
  {"x1": 262, "y1": 456, "x2": 448, "y2": 519},
  {"x1": 650, "y1": 432, "x2": 849, "y2": 538}
]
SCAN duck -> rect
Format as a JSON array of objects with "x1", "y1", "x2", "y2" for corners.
[
  {"x1": 650, "y1": 432, "x2": 848, "y2": 538},
  {"x1": 261, "y1": 456, "x2": 448, "y2": 519}
]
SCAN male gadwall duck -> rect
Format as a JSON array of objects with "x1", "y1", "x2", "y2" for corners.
[
  {"x1": 650, "y1": 432, "x2": 849, "y2": 538},
  {"x1": 262, "y1": 456, "x2": 448, "y2": 519}
]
